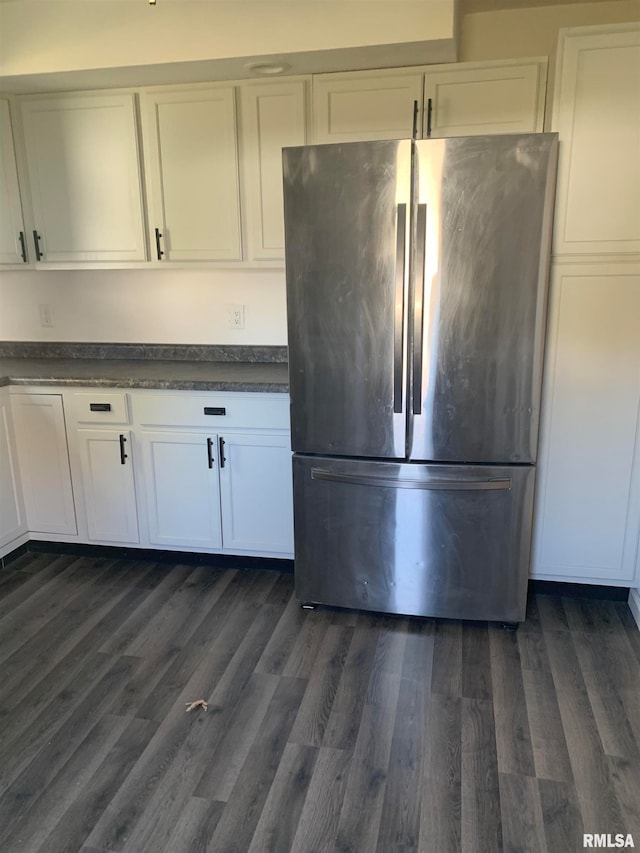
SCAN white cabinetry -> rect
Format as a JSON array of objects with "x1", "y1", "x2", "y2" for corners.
[
  {"x1": 312, "y1": 59, "x2": 547, "y2": 143},
  {"x1": 20, "y1": 92, "x2": 147, "y2": 263},
  {"x1": 10, "y1": 393, "x2": 77, "y2": 535},
  {"x1": 75, "y1": 429, "x2": 139, "y2": 543},
  {"x1": 141, "y1": 85, "x2": 242, "y2": 262},
  {"x1": 423, "y1": 59, "x2": 546, "y2": 138},
  {"x1": 552, "y1": 24, "x2": 640, "y2": 256},
  {"x1": 532, "y1": 23, "x2": 640, "y2": 590},
  {"x1": 313, "y1": 69, "x2": 423, "y2": 143},
  {"x1": 138, "y1": 431, "x2": 222, "y2": 550},
  {"x1": 532, "y1": 263, "x2": 640, "y2": 584},
  {"x1": 67, "y1": 391, "x2": 138, "y2": 543},
  {"x1": 133, "y1": 391, "x2": 293, "y2": 556},
  {"x1": 219, "y1": 432, "x2": 293, "y2": 553},
  {"x1": 0, "y1": 99, "x2": 27, "y2": 266},
  {"x1": 0, "y1": 389, "x2": 26, "y2": 553},
  {"x1": 239, "y1": 79, "x2": 308, "y2": 260}
]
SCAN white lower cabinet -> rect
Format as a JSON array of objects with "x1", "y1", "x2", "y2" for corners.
[
  {"x1": 139, "y1": 431, "x2": 222, "y2": 550},
  {"x1": 11, "y1": 393, "x2": 77, "y2": 535},
  {"x1": 532, "y1": 262, "x2": 640, "y2": 585},
  {"x1": 76, "y1": 428, "x2": 139, "y2": 543},
  {"x1": 219, "y1": 432, "x2": 294, "y2": 554},
  {"x1": 0, "y1": 390, "x2": 26, "y2": 551},
  {"x1": 7, "y1": 388, "x2": 293, "y2": 558},
  {"x1": 134, "y1": 391, "x2": 294, "y2": 557}
]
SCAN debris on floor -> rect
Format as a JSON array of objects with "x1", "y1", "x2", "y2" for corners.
[{"x1": 185, "y1": 699, "x2": 208, "y2": 712}]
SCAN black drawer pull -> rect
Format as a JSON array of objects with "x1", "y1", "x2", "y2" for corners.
[
  {"x1": 204, "y1": 407, "x2": 226, "y2": 416},
  {"x1": 90, "y1": 403, "x2": 112, "y2": 412}
]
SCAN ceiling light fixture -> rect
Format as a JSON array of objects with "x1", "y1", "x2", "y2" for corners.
[{"x1": 245, "y1": 62, "x2": 290, "y2": 77}]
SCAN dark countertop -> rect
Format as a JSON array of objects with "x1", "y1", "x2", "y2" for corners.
[{"x1": 0, "y1": 358, "x2": 290, "y2": 393}]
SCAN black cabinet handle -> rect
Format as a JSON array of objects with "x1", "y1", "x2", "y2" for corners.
[
  {"x1": 90, "y1": 403, "x2": 112, "y2": 412},
  {"x1": 33, "y1": 230, "x2": 43, "y2": 261},
  {"x1": 207, "y1": 437, "x2": 214, "y2": 469},
  {"x1": 426, "y1": 97, "x2": 433, "y2": 138},
  {"x1": 19, "y1": 231, "x2": 27, "y2": 262},
  {"x1": 204, "y1": 407, "x2": 226, "y2": 416},
  {"x1": 219, "y1": 436, "x2": 226, "y2": 468},
  {"x1": 155, "y1": 228, "x2": 164, "y2": 260},
  {"x1": 119, "y1": 434, "x2": 128, "y2": 465},
  {"x1": 412, "y1": 99, "x2": 419, "y2": 140}
]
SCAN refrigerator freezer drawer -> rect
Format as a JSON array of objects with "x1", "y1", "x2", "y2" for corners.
[{"x1": 293, "y1": 455, "x2": 535, "y2": 623}]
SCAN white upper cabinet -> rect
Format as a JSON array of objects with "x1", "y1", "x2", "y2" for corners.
[
  {"x1": 313, "y1": 69, "x2": 423, "y2": 143},
  {"x1": 423, "y1": 59, "x2": 547, "y2": 138},
  {"x1": 0, "y1": 99, "x2": 27, "y2": 265},
  {"x1": 141, "y1": 85, "x2": 242, "y2": 262},
  {"x1": 239, "y1": 79, "x2": 308, "y2": 261},
  {"x1": 312, "y1": 59, "x2": 547, "y2": 144},
  {"x1": 552, "y1": 23, "x2": 640, "y2": 256},
  {"x1": 20, "y1": 92, "x2": 147, "y2": 263}
]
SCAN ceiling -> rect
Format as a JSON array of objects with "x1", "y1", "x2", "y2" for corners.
[
  {"x1": 460, "y1": 0, "x2": 615, "y2": 11},
  {"x1": 0, "y1": 0, "x2": 615, "y2": 6}
]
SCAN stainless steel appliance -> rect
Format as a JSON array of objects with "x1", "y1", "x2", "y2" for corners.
[{"x1": 283, "y1": 133, "x2": 558, "y2": 623}]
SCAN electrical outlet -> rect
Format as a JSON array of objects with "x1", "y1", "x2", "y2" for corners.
[
  {"x1": 226, "y1": 304, "x2": 245, "y2": 330},
  {"x1": 39, "y1": 304, "x2": 55, "y2": 327}
]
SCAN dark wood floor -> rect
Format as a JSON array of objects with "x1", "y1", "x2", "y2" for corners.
[{"x1": 0, "y1": 551, "x2": 638, "y2": 853}]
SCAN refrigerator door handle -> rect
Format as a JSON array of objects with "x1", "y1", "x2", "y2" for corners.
[
  {"x1": 412, "y1": 203, "x2": 427, "y2": 415},
  {"x1": 394, "y1": 203, "x2": 407, "y2": 414},
  {"x1": 311, "y1": 468, "x2": 511, "y2": 491}
]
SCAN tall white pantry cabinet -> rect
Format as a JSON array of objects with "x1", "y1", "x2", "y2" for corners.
[{"x1": 532, "y1": 23, "x2": 640, "y2": 598}]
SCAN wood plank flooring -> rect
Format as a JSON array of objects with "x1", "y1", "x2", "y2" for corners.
[{"x1": 0, "y1": 550, "x2": 638, "y2": 852}]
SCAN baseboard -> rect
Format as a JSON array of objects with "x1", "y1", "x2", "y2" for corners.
[
  {"x1": 628, "y1": 588, "x2": 640, "y2": 630},
  {"x1": 24, "y1": 540, "x2": 295, "y2": 573},
  {"x1": 528, "y1": 579, "x2": 630, "y2": 602},
  {"x1": 0, "y1": 541, "x2": 29, "y2": 568}
]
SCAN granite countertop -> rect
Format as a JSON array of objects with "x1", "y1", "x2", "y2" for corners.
[{"x1": 0, "y1": 344, "x2": 290, "y2": 393}]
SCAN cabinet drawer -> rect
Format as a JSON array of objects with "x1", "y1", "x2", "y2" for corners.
[
  {"x1": 132, "y1": 393, "x2": 290, "y2": 430},
  {"x1": 68, "y1": 391, "x2": 130, "y2": 425}
]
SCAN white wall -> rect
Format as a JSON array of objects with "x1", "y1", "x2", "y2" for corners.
[
  {"x1": 459, "y1": 0, "x2": 638, "y2": 62},
  {"x1": 0, "y1": 0, "x2": 456, "y2": 82},
  {"x1": 0, "y1": 268, "x2": 287, "y2": 344}
]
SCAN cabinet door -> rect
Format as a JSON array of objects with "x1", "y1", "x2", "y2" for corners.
[
  {"x1": 11, "y1": 394, "x2": 77, "y2": 535},
  {"x1": 313, "y1": 69, "x2": 423, "y2": 143},
  {"x1": 139, "y1": 431, "x2": 222, "y2": 550},
  {"x1": 552, "y1": 24, "x2": 640, "y2": 255},
  {"x1": 532, "y1": 263, "x2": 640, "y2": 583},
  {"x1": 0, "y1": 99, "x2": 27, "y2": 266},
  {"x1": 76, "y1": 429, "x2": 138, "y2": 543},
  {"x1": 423, "y1": 59, "x2": 546, "y2": 137},
  {"x1": 20, "y1": 93, "x2": 147, "y2": 263},
  {"x1": 141, "y1": 86, "x2": 242, "y2": 262},
  {"x1": 219, "y1": 433, "x2": 293, "y2": 554},
  {"x1": 239, "y1": 80, "x2": 308, "y2": 260},
  {"x1": 0, "y1": 393, "x2": 26, "y2": 548}
]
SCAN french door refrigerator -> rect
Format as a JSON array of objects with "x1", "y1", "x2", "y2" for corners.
[{"x1": 283, "y1": 133, "x2": 558, "y2": 623}]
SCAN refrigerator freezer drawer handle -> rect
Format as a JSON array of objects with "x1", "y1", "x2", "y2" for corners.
[
  {"x1": 394, "y1": 203, "x2": 407, "y2": 414},
  {"x1": 311, "y1": 469, "x2": 511, "y2": 491}
]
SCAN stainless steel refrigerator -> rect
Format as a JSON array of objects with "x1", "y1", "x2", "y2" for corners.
[{"x1": 283, "y1": 133, "x2": 558, "y2": 623}]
